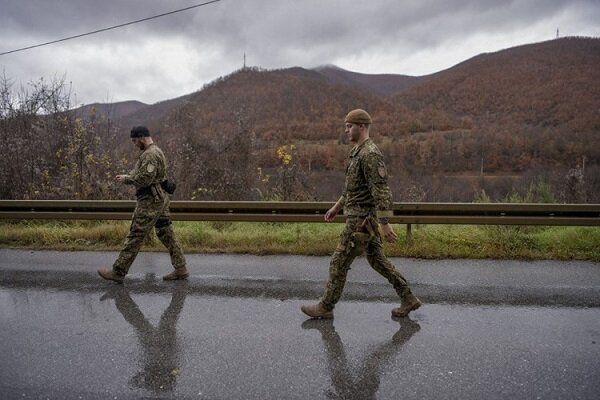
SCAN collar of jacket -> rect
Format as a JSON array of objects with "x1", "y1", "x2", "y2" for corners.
[{"x1": 350, "y1": 138, "x2": 372, "y2": 157}]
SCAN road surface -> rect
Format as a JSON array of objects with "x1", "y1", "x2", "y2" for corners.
[{"x1": 1, "y1": 249, "x2": 599, "y2": 399}]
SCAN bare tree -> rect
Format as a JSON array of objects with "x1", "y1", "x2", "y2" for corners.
[{"x1": 0, "y1": 74, "x2": 120, "y2": 199}]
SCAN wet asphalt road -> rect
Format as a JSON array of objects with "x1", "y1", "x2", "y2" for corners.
[{"x1": 1, "y1": 249, "x2": 599, "y2": 399}]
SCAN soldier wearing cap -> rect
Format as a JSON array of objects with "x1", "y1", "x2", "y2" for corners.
[
  {"x1": 97, "y1": 126, "x2": 188, "y2": 283},
  {"x1": 301, "y1": 109, "x2": 422, "y2": 319}
]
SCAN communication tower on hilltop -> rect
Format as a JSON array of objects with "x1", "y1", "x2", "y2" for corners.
[{"x1": 556, "y1": 28, "x2": 559, "y2": 38}]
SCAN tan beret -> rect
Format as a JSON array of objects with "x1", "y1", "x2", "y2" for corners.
[{"x1": 344, "y1": 109, "x2": 372, "y2": 124}]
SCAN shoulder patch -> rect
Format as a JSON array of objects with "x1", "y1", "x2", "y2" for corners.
[
  {"x1": 377, "y1": 161, "x2": 386, "y2": 178},
  {"x1": 147, "y1": 164, "x2": 155, "y2": 173}
]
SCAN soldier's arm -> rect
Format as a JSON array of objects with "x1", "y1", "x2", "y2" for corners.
[
  {"x1": 363, "y1": 153, "x2": 394, "y2": 224},
  {"x1": 333, "y1": 195, "x2": 345, "y2": 212},
  {"x1": 325, "y1": 195, "x2": 345, "y2": 221},
  {"x1": 124, "y1": 154, "x2": 158, "y2": 187}
]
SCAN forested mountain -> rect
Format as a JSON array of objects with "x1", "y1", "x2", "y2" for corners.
[
  {"x1": 389, "y1": 37, "x2": 600, "y2": 180},
  {"x1": 2, "y1": 37, "x2": 598, "y2": 202},
  {"x1": 161, "y1": 66, "x2": 399, "y2": 141},
  {"x1": 395, "y1": 37, "x2": 600, "y2": 132},
  {"x1": 110, "y1": 37, "x2": 599, "y2": 141},
  {"x1": 313, "y1": 65, "x2": 423, "y2": 95},
  {"x1": 76, "y1": 100, "x2": 148, "y2": 120}
]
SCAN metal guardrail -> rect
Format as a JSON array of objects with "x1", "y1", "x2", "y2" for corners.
[{"x1": 0, "y1": 200, "x2": 598, "y2": 226}]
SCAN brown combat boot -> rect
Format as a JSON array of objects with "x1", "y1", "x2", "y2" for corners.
[
  {"x1": 301, "y1": 303, "x2": 334, "y2": 319},
  {"x1": 162, "y1": 266, "x2": 189, "y2": 281},
  {"x1": 97, "y1": 268, "x2": 125, "y2": 284},
  {"x1": 391, "y1": 293, "x2": 422, "y2": 318}
]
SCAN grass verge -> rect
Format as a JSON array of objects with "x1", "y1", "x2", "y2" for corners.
[{"x1": 0, "y1": 220, "x2": 598, "y2": 261}]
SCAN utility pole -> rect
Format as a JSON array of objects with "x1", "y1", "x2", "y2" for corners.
[
  {"x1": 556, "y1": 28, "x2": 559, "y2": 38},
  {"x1": 243, "y1": 53, "x2": 246, "y2": 69}
]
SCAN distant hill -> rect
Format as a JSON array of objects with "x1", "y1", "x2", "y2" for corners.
[
  {"x1": 7, "y1": 36, "x2": 599, "y2": 202},
  {"x1": 74, "y1": 94, "x2": 199, "y2": 130},
  {"x1": 79, "y1": 65, "x2": 424, "y2": 133},
  {"x1": 313, "y1": 65, "x2": 423, "y2": 95},
  {"x1": 118, "y1": 93, "x2": 196, "y2": 128},
  {"x1": 82, "y1": 37, "x2": 600, "y2": 139},
  {"x1": 81, "y1": 38, "x2": 598, "y2": 191},
  {"x1": 74, "y1": 100, "x2": 148, "y2": 120},
  {"x1": 394, "y1": 37, "x2": 600, "y2": 133},
  {"x1": 159, "y1": 66, "x2": 404, "y2": 142}
]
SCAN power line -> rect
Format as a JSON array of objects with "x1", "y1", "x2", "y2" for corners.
[{"x1": 0, "y1": 0, "x2": 222, "y2": 56}]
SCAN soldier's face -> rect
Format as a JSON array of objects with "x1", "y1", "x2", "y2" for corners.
[
  {"x1": 131, "y1": 137, "x2": 145, "y2": 150},
  {"x1": 345, "y1": 123, "x2": 361, "y2": 143}
]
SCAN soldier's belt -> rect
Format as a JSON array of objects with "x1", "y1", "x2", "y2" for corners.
[
  {"x1": 135, "y1": 184, "x2": 161, "y2": 199},
  {"x1": 345, "y1": 210, "x2": 393, "y2": 219},
  {"x1": 135, "y1": 187, "x2": 152, "y2": 198}
]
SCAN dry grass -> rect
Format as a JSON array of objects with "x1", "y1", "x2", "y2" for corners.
[{"x1": 0, "y1": 220, "x2": 598, "y2": 261}]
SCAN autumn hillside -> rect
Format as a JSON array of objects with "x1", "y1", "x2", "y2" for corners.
[
  {"x1": 87, "y1": 37, "x2": 600, "y2": 146},
  {"x1": 8, "y1": 37, "x2": 596, "y2": 202},
  {"x1": 120, "y1": 37, "x2": 597, "y2": 201},
  {"x1": 160, "y1": 66, "x2": 402, "y2": 143},
  {"x1": 151, "y1": 67, "x2": 414, "y2": 199},
  {"x1": 394, "y1": 37, "x2": 600, "y2": 133},
  {"x1": 162, "y1": 39, "x2": 595, "y2": 143},
  {"x1": 77, "y1": 100, "x2": 147, "y2": 120},
  {"x1": 313, "y1": 65, "x2": 423, "y2": 95}
]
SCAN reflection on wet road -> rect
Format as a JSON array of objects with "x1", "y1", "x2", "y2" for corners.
[
  {"x1": 301, "y1": 317, "x2": 421, "y2": 400},
  {"x1": 103, "y1": 283, "x2": 187, "y2": 393},
  {"x1": 1, "y1": 283, "x2": 599, "y2": 399},
  {"x1": 0, "y1": 250, "x2": 599, "y2": 399}
]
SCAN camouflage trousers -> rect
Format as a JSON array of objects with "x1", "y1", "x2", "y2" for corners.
[
  {"x1": 113, "y1": 195, "x2": 186, "y2": 276},
  {"x1": 320, "y1": 216, "x2": 412, "y2": 311}
]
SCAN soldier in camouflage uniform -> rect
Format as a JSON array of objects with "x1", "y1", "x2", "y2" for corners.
[
  {"x1": 301, "y1": 109, "x2": 422, "y2": 319},
  {"x1": 98, "y1": 126, "x2": 188, "y2": 283}
]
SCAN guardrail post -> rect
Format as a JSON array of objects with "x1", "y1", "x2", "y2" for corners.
[{"x1": 406, "y1": 223, "x2": 413, "y2": 245}]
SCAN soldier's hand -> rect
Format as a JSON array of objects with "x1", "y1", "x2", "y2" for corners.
[
  {"x1": 381, "y1": 223, "x2": 397, "y2": 242},
  {"x1": 115, "y1": 175, "x2": 127, "y2": 183},
  {"x1": 324, "y1": 207, "x2": 338, "y2": 222}
]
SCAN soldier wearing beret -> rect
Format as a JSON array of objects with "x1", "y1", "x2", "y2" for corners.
[
  {"x1": 97, "y1": 126, "x2": 188, "y2": 283},
  {"x1": 301, "y1": 109, "x2": 421, "y2": 319}
]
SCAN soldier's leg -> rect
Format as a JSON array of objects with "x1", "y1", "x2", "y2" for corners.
[
  {"x1": 319, "y1": 218, "x2": 364, "y2": 311},
  {"x1": 155, "y1": 208, "x2": 186, "y2": 270},
  {"x1": 366, "y1": 237, "x2": 422, "y2": 317},
  {"x1": 112, "y1": 201, "x2": 161, "y2": 275},
  {"x1": 319, "y1": 249, "x2": 356, "y2": 311},
  {"x1": 155, "y1": 199, "x2": 189, "y2": 280},
  {"x1": 365, "y1": 237, "x2": 413, "y2": 299},
  {"x1": 155, "y1": 218, "x2": 186, "y2": 268}
]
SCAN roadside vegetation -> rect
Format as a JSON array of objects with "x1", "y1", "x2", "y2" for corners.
[{"x1": 1, "y1": 220, "x2": 598, "y2": 261}]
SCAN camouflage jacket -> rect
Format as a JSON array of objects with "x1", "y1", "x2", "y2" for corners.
[
  {"x1": 340, "y1": 138, "x2": 393, "y2": 220},
  {"x1": 124, "y1": 143, "x2": 168, "y2": 191}
]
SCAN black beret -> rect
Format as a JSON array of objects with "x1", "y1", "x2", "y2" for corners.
[{"x1": 130, "y1": 126, "x2": 150, "y2": 138}]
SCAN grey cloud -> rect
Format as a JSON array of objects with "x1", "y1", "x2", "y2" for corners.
[
  {"x1": 0, "y1": 0, "x2": 598, "y2": 103},
  {"x1": 1, "y1": 1, "x2": 591, "y2": 55},
  {"x1": 0, "y1": 0, "x2": 220, "y2": 54}
]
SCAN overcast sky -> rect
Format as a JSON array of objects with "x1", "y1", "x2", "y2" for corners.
[{"x1": 1, "y1": 0, "x2": 598, "y2": 105}]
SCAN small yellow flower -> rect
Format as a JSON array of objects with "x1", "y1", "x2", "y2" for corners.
[{"x1": 277, "y1": 145, "x2": 293, "y2": 165}]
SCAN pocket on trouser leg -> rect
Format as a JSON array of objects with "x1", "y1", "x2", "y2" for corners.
[{"x1": 348, "y1": 231, "x2": 370, "y2": 257}]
